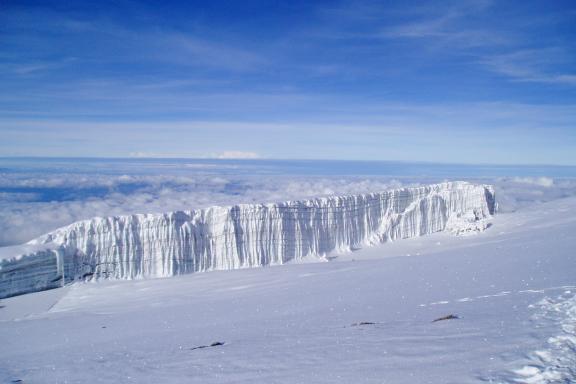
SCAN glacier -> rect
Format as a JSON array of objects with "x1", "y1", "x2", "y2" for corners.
[{"x1": 0, "y1": 181, "x2": 496, "y2": 298}]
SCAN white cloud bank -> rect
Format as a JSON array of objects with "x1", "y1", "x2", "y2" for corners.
[
  {"x1": 128, "y1": 151, "x2": 260, "y2": 159},
  {"x1": 216, "y1": 151, "x2": 260, "y2": 159},
  {"x1": 511, "y1": 176, "x2": 554, "y2": 187}
]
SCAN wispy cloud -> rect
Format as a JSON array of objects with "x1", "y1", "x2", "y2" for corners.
[
  {"x1": 318, "y1": 0, "x2": 503, "y2": 47},
  {"x1": 334, "y1": 1, "x2": 576, "y2": 85},
  {"x1": 378, "y1": 0, "x2": 504, "y2": 47},
  {"x1": 149, "y1": 33, "x2": 266, "y2": 71},
  {"x1": 0, "y1": 6, "x2": 267, "y2": 74},
  {"x1": 481, "y1": 49, "x2": 576, "y2": 85},
  {"x1": 380, "y1": 18, "x2": 506, "y2": 48}
]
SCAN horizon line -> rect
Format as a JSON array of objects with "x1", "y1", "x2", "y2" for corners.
[{"x1": 0, "y1": 156, "x2": 575, "y2": 168}]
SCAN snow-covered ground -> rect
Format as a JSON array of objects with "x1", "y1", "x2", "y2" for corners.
[{"x1": 1, "y1": 192, "x2": 574, "y2": 383}]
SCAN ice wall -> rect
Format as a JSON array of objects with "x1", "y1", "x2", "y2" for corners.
[{"x1": 0, "y1": 182, "x2": 496, "y2": 298}]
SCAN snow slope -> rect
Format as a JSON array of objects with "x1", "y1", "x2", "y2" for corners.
[
  {"x1": 0, "y1": 195, "x2": 573, "y2": 383},
  {"x1": 0, "y1": 181, "x2": 495, "y2": 298}
]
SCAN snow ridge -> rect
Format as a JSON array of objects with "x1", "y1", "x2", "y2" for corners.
[{"x1": 0, "y1": 181, "x2": 495, "y2": 298}]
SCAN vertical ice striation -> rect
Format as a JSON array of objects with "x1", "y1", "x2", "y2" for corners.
[{"x1": 0, "y1": 182, "x2": 496, "y2": 298}]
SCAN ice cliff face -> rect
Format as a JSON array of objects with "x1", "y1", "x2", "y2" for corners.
[{"x1": 0, "y1": 182, "x2": 496, "y2": 298}]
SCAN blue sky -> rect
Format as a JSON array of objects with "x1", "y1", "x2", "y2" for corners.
[{"x1": 1, "y1": 0, "x2": 575, "y2": 164}]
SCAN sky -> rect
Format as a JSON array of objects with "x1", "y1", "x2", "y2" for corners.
[{"x1": 1, "y1": 0, "x2": 575, "y2": 164}]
